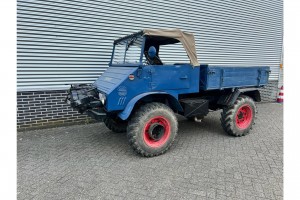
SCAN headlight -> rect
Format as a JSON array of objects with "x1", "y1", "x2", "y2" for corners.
[{"x1": 98, "y1": 93, "x2": 106, "y2": 105}]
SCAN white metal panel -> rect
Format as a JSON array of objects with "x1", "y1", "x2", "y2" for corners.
[{"x1": 17, "y1": 0, "x2": 283, "y2": 91}]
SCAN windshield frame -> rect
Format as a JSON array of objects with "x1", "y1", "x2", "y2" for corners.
[{"x1": 109, "y1": 35, "x2": 145, "y2": 67}]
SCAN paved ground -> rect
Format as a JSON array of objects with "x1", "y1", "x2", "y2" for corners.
[{"x1": 17, "y1": 103, "x2": 283, "y2": 200}]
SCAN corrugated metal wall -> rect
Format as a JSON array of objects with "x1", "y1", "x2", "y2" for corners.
[
  {"x1": 17, "y1": 0, "x2": 283, "y2": 92},
  {"x1": 279, "y1": 68, "x2": 284, "y2": 88}
]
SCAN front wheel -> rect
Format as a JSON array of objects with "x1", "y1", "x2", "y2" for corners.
[
  {"x1": 127, "y1": 103, "x2": 178, "y2": 157},
  {"x1": 220, "y1": 95, "x2": 256, "y2": 136}
]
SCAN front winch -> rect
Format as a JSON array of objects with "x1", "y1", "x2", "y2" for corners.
[{"x1": 65, "y1": 84, "x2": 101, "y2": 113}]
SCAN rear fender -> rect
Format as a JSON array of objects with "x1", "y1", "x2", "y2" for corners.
[
  {"x1": 118, "y1": 92, "x2": 182, "y2": 120},
  {"x1": 218, "y1": 88, "x2": 261, "y2": 106},
  {"x1": 241, "y1": 89, "x2": 261, "y2": 102}
]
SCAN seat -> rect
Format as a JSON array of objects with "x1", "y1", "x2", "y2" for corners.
[
  {"x1": 145, "y1": 46, "x2": 163, "y2": 65},
  {"x1": 145, "y1": 52, "x2": 163, "y2": 65}
]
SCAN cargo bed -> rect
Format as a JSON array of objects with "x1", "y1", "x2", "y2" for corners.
[{"x1": 200, "y1": 65, "x2": 270, "y2": 90}]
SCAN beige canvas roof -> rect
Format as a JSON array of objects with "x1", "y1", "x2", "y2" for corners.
[{"x1": 143, "y1": 29, "x2": 199, "y2": 66}]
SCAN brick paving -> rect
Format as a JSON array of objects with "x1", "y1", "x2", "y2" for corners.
[{"x1": 17, "y1": 103, "x2": 283, "y2": 200}]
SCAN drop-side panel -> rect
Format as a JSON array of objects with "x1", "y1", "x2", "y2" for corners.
[{"x1": 200, "y1": 66, "x2": 270, "y2": 90}]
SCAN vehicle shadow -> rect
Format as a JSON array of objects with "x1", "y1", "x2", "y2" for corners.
[
  {"x1": 83, "y1": 112, "x2": 228, "y2": 157},
  {"x1": 17, "y1": 112, "x2": 234, "y2": 166}
]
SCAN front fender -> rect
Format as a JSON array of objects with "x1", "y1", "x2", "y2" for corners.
[{"x1": 118, "y1": 92, "x2": 181, "y2": 120}]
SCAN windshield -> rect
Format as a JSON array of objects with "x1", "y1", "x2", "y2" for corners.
[{"x1": 112, "y1": 35, "x2": 144, "y2": 65}]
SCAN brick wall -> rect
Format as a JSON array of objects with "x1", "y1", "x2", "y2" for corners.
[
  {"x1": 17, "y1": 81, "x2": 279, "y2": 130},
  {"x1": 17, "y1": 90, "x2": 94, "y2": 131}
]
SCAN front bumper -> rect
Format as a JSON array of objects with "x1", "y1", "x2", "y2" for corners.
[
  {"x1": 65, "y1": 84, "x2": 107, "y2": 121},
  {"x1": 86, "y1": 109, "x2": 106, "y2": 122}
]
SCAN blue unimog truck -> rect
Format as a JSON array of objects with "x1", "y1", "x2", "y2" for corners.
[{"x1": 66, "y1": 29, "x2": 270, "y2": 157}]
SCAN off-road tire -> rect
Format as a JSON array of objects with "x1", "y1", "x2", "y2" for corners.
[
  {"x1": 127, "y1": 102, "x2": 178, "y2": 157},
  {"x1": 220, "y1": 95, "x2": 257, "y2": 137},
  {"x1": 103, "y1": 117, "x2": 128, "y2": 133}
]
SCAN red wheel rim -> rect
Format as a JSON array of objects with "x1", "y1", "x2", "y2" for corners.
[
  {"x1": 235, "y1": 104, "x2": 253, "y2": 129},
  {"x1": 143, "y1": 116, "x2": 171, "y2": 148}
]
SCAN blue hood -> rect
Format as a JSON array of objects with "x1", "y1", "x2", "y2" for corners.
[{"x1": 93, "y1": 66, "x2": 138, "y2": 94}]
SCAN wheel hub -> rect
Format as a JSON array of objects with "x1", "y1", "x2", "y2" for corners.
[
  {"x1": 143, "y1": 116, "x2": 171, "y2": 148},
  {"x1": 148, "y1": 123, "x2": 165, "y2": 141},
  {"x1": 237, "y1": 112, "x2": 244, "y2": 120},
  {"x1": 235, "y1": 104, "x2": 253, "y2": 129}
]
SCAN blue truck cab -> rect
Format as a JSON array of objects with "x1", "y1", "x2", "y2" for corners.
[{"x1": 66, "y1": 29, "x2": 270, "y2": 157}]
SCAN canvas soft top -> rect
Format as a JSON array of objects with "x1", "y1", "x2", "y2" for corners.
[
  {"x1": 114, "y1": 29, "x2": 199, "y2": 66},
  {"x1": 143, "y1": 29, "x2": 199, "y2": 66}
]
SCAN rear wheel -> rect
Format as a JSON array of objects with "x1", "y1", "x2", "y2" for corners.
[
  {"x1": 220, "y1": 95, "x2": 256, "y2": 136},
  {"x1": 103, "y1": 116, "x2": 128, "y2": 133},
  {"x1": 127, "y1": 102, "x2": 178, "y2": 157}
]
